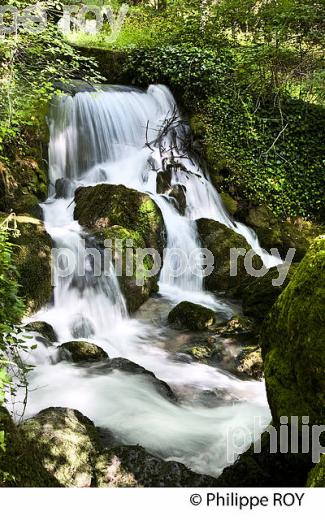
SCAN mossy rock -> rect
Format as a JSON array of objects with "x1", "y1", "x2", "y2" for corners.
[
  {"x1": 95, "y1": 445, "x2": 218, "y2": 488},
  {"x1": 24, "y1": 321, "x2": 57, "y2": 343},
  {"x1": 0, "y1": 123, "x2": 48, "y2": 216},
  {"x1": 0, "y1": 406, "x2": 61, "y2": 487},
  {"x1": 19, "y1": 408, "x2": 100, "y2": 487},
  {"x1": 60, "y1": 341, "x2": 108, "y2": 363},
  {"x1": 74, "y1": 184, "x2": 165, "y2": 312},
  {"x1": 94, "y1": 225, "x2": 159, "y2": 313},
  {"x1": 74, "y1": 184, "x2": 165, "y2": 253},
  {"x1": 307, "y1": 454, "x2": 325, "y2": 487},
  {"x1": 11, "y1": 216, "x2": 53, "y2": 314},
  {"x1": 240, "y1": 264, "x2": 297, "y2": 321},
  {"x1": 246, "y1": 206, "x2": 324, "y2": 262},
  {"x1": 261, "y1": 236, "x2": 325, "y2": 428},
  {"x1": 220, "y1": 192, "x2": 238, "y2": 216},
  {"x1": 168, "y1": 301, "x2": 216, "y2": 331},
  {"x1": 196, "y1": 218, "x2": 262, "y2": 292}
]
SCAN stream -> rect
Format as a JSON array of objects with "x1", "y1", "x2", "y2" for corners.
[{"x1": 19, "y1": 84, "x2": 275, "y2": 478}]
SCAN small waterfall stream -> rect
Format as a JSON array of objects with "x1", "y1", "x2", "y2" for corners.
[{"x1": 19, "y1": 84, "x2": 274, "y2": 477}]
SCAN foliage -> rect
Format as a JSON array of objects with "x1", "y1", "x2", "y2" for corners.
[{"x1": 0, "y1": 219, "x2": 27, "y2": 451}]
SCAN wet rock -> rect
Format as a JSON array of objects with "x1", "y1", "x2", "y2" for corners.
[
  {"x1": 156, "y1": 170, "x2": 172, "y2": 194},
  {"x1": 60, "y1": 341, "x2": 109, "y2": 363},
  {"x1": 19, "y1": 408, "x2": 100, "y2": 487},
  {"x1": 90, "y1": 358, "x2": 176, "y2": 402},
  {"x1": 25, "y1": 321, "x2": 57, "y2": 343},
  {"x1": 55, "y1": 178, "x2": 76, "y2": 199},
  {"x1": 245, "y1": 205, "x2": 324, "y2": 262},
  {"x1": 95, "y1": 445, "x2": 218, "y2": 487},
  {"x1": 71, "y1": 316, "x2": 95, "y2": 339},
  {"x1": 235, "y1": 346, "x2": 263, "y2": 380},
  {"x1": 196, "y1": 218, "x2": 263, "y2": 293},
  {"x1": 169, "y1": 184, "x2": 187, "y2": 215},
  {"x1": 168, "y1": 301, "x2": 217, "y2": 331},
  {"x1": 261, "y1": 236, "x2": 325, "y2": 429},
  {"x1": 11, "y1": 215, "x2": 53, "y2": 314}
]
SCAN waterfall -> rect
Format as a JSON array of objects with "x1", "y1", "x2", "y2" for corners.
[{"x1": 17, "y1": 84, "x2": 272, "y2": 478}]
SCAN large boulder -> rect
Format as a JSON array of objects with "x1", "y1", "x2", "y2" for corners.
[
  {"x1": 261, "y1": 236, "x2": 325, "y2": 428},
  {"x1": 95, "y1": 445, "x2": 218, "y2": 488},
  {"x1": 245, "y1": 205, "x2": 324, "y2": 262},
  {"x1": 74, "y1": 184, "x2": 165, "y2": 312},
  {"x1": 240, "y1": 264, "x2": 296, "y2": 321},
  {"x1": 74, "y1": 184, "x2": 165, "y2": 253},
  {"x1": 196, "y1": 218, "x2": 262, "y2": 292},
  {"x1": 0, "y1": 406, "x2": 60, "y2": 487},
  {"x1": 60, "y1": 341, "x2": 108, "y2": 363},
  {"x1": 168, "y1": 301, "x2": 217, "y2": 331},
  {"x1": 11, "y1": 216, "x2": 53, "y2": 314},
  {"x1": 19, "y1": 408, "x2": 99, "y2": 487}
]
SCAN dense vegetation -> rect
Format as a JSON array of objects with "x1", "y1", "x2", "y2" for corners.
[{"x1": 70, "y1": 0, "x2": 325, "y2": 219}]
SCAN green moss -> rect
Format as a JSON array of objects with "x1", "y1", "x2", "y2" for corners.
[
  {"x1": 220, "y1": 192, "x2": 238, "y2": 216},
  {"x1": 61, "y1": 341, "x2": 108, "y2": 363},
  {"x1": 0, "y1": 407, "x2": 61, "y2": 487},
  {"x1": 168, "y1": 301, "x2": 216, "y2": 331},
  {"x1": 197, "y1": 218, "x2": 263, "y2": 293},
  {"x1": 307, "y1": 455, "x2": 325, "y2": 487},
  {"x1": 12, "y1": 216, "x2": 53, "y2": 315},
  {"x1": 74, "y1": 185, "x2": 165, "y2": 312},
  {"x1": 261, "y1": 236, "x2": 325, "y2": 427}
]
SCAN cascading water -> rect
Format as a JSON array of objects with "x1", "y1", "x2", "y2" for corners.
[{"x1": 18, "y1": 84, "x2": 274, "y2": 478}]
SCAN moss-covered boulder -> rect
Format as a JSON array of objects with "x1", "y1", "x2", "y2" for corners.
[
  {"x1": 74, "y1": 184, "x2": 165, "y2": 253},
  {"x1": 11, "y1": 216, "x2": 53, "y2": 314},
  {"x1": 74, "y1": 184, "x2": 165, "y2": 312},
  {"x1": 240, "y1": 264, "x2": 297, "y2": 321},
  {"x1": 0, "y1": 125, "x2": 48, "y2": 217},
  {"x1": 93, "y1": 225, "x2": 158, "y2": 313},
  {"x1": 307, "y1": 455, "x2": 325, "y2": 487},
  {"x1": 60, "y1": 341, "x2": 108, "y2": 363},
  {"x1": 95, "y1": 445, "x2": 218, "y2": 488},
  {"x1": 19, "y1": 408, "x2": 99, "y2": 487},
  {"x1": 246, "y1": 205, "x2": 324, "y2": 262},
  {"x1": 168, "y1": 301, "x2": 217, "y2": 331},
  {"x1": 196, "y1": 218, "x2": 262, "y2": 292},
  {"x1": 261, "y1": 236, "x2": 325, "y2": 428},
  {"x1": 0, "y1": 406, "x2": 61, "y2": 487},
  {"x1": 25, "y1": 321, "x2": 57, "y2": 343}
]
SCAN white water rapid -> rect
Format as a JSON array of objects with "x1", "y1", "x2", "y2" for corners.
[{"x1": 19, "y1": 85, "x2": 274, "y2": 478}]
